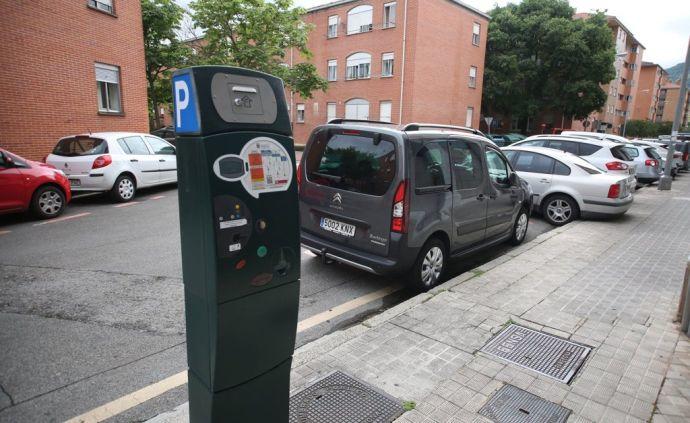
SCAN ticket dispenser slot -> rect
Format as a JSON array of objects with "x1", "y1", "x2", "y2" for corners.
[{"x1": 173, "y1": 66, "x2": 298, "y2": 423}]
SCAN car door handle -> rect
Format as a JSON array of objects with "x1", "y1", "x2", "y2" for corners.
[
  {"x1": 159, "y1": 159, "x2": 166, "y2": 162},
  {"x1": 476, "y1": 194, "x2": 486, "y2": 201},
  {"x1": 130, "y1": 159, "x2": 138, "y2": 162},
  {"x1": 539, "y1": 178, "x2": 550, "y2": 183}
]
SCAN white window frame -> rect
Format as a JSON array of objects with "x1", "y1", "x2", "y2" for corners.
[
  {"x1": 95, "y1": 63, "x2": 122, "y2": 113},
  {"x1": 472, "y1": 22, "x2": 481, "y2": 46},
  {"x1": 347, "y1": 5, "x2": 373, "y2": 35},
  {"x1": 327, "y1": 59, "x2": 337, "y2": 81},
  {"x1": 381, "y1": 53, "x2": 394, "y2": 77},
  {"x1": 465, "y1": 107, "x2": 474, "y2": 127},
  {"x1": 88, "y1": 0, "x2": 113, "y2": 14},
  {"x1": 327, "y1": 15, "x2": 339, "y2": 38},
  {"x1": 469, "y1": 66, "x2": 477, "y2": 88},
  {"x1": 379, "y1": 101, "x2": 392, "y2": 122},
  {"x1": 383, "y1": 2, "x2": 397, "y2": 29},
  {"x1": 345, "y1": 98, "x2": 370, "y2": 120},
  {"x1": 327, "y1": 102, "x2": 337, "y2": 122},
  {"x1": 346, "y1": 52, "x2": 371, "y2": 80},
  {"x1": 296, "y1": 104, "x2": 305, "y2": 123}
]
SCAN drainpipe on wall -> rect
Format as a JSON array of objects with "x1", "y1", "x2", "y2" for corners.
[
  {"x1": 398, "y1": 0, "x2": 409, "y2": 124},
  {"x1": 290, "y1": 48, "x2": 295, "y2": 126}
]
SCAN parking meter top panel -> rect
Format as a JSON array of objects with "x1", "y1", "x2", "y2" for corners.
[{"x1": 172, "y1": 66, "x2": 292, "y2": 138}]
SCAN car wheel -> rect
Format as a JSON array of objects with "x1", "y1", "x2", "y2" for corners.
[
  {"x1": 409, "y1": 238, "x2": 446, "y2": 291},
  {"x1": 509, "y1": 209, "x2": 529, "y2": 245},
  {"x1": 31, "y1": 185, "x2": 66, "y2": 219},
  {"x1": 110, "y1": 174, "x2": 136, "y2": 202},
  {"x1": 542, "y1": 194, "x2": 578, "y2": 226}
]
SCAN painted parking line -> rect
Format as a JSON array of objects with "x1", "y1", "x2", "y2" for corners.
[
  {"x1": 113, "y1": 201, "x2": 141, "y2": 208},
  {"x1": 63, "y1": 283, "x2": 403, "y2": 423},
  {"x1": 33, "y1": 212, "x2": 91, "y2": 226},
  {"x1": 150, "y1": 195, "x2": 166, "y2": 200},
  {"x1": 0, "y1": 230, "x2": 11, "y2": 236}
]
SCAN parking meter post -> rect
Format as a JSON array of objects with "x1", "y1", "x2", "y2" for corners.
[
  {"x1": 660, "y1": 36, "x2": 690, "y2": 191},
  {"x1": 172, "y1": 66, "x2": 299, "y2": 422},
  {"x1": 681, "y1": 257, "x2": 690, "y2": 332}
]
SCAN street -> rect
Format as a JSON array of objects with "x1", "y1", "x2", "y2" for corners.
[{"x1": 0, "y1": 185, "x2": 551, "y2": 422}]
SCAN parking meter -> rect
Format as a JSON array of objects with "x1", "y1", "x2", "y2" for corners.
[{"x1": 172, "y1": 66, "x2": 300, "y2": 422}]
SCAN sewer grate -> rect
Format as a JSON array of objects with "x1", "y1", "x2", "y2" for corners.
[
  {"x1": 481, "y1": 324, "x2": 591, "y2": 383},
  {"x1": 288, "y1": 371, "x2": 403, "y2": 423},
  {"x1": 479, "y1": 384, "x2": 571, "y2": 423}
]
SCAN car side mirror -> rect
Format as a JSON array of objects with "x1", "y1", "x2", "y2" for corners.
[{"x1": 509, "y1": 172, "x2": 518, "y2": 186}]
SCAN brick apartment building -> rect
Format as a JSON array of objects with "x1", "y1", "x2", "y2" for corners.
[
  {"x1": 0, "y1": 0, "x2": 148, "y2": 160},
  {"x1": 631, "y1": 62, "x2": 669, "y2": 121},
  {"x1": 656, "y1": 83, "x2": 690, "y2": 127},
  {"x1": 288, "y1": 0, "x2": 489, "y2": 143}
]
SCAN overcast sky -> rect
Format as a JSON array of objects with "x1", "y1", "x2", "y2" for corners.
[{"x1": 176, "y1": 0, "x2": 688, "y2": 68}]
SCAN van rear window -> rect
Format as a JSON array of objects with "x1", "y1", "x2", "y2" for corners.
[
  {"x1": 53, "y1": 137, "x2": 108, "y2": 156},
  {"x1": 305, "y1": 131, "x2": 396, "y2": 196},
  {"x1": 611, "y1": 145, "x2": 633, "y2": 161}
]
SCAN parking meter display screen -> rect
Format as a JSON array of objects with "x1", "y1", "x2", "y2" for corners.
[{"x1": 219, "y1": 156, "x2": 245, "y2": 179}]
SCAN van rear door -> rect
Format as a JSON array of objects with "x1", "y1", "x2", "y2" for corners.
[{"x1": 300, "y1": 128, "x2": 399, "y2": 256}]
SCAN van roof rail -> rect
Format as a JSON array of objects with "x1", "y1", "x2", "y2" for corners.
[
  {"x1": 327, "y1": 118, "x2": 396, "y2": 125},
  {"x1": 402, "y1": 123, "x2": 481, "y2": 135}
]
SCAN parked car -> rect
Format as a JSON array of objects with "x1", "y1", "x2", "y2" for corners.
[
  {"x1": 0, "y1": 148, "x2": 71, "y2": 219},
  {"x1": 46, "y1": 132, "x2": 177, "y2": 202},
  {"x1": 634, "y1": 140, "x2": 681, "y2": 174},
  {"x1": 298, "y1": 121, "x2": 532, "y2": 290},
  {"x1": 511, "y1": 135, "x2": 637, "y2": 191},
  {"x1": 151, "y1": 126, "x2": 176, "y2": 145},
  {"x1": 561, "y1": 130, "x2": 629, "y2": 144},
  {"x1": 489, "y1": 133, "x2": 525, "y2": 147},
  {"x1": 617, "y1": 144, "x2": 661, "y2": 185},
  {"x1": 502, "y1": 146, "x2": 633, "y2": 225}
]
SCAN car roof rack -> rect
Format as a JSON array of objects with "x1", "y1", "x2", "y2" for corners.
[
  {"x1": 327, "y1": 118, "x2": 396, "y2": 125},
  {"x1": 402, "y1": 123, "x2": 481, "y2": 135}
]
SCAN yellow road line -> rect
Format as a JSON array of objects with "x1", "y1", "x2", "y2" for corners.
[
  {"x1": 33, "y1": 212, "x2": 91, "y2": 226},
  {"x1": 63, "y1": 284, "x2": 403, "y2": 423}
]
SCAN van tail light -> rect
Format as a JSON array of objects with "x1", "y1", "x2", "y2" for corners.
[
  {"x1": 296, "y1": 162, "x2": 302, "y2": 192},
  {"x1": 608, "y1": 183, "x2": 621, "y2": 199},
  {"x1": 684, "y1": 152, "x2": 689, "y2": 161},
  {"x1": 391, "y1": 180, "x2": 408, "y2": 233},
  {"x1": 92, "y1": 155, "x2": 112, "y2": 169},
  {"x1": 605, "y1": 161, "x2": 628, "y2": 171},
  {"x1": 645, "y1": 159, "x2": 659, "y2": 167}
]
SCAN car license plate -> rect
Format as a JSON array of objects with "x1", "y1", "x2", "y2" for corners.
[
  {"x1": 69, "y1": 179, "x2": 81, "y2": 187},
  {"x1": 320, "y1": 217, "x2": 355, "y2": 237}
]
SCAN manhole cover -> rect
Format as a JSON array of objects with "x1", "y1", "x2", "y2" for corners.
[
  {"x1": 289, "y1": 371, "x2": 403, "y2": 423},
  {"x1": 481, "y1": 324, "x2": 590, "y2": 383},
  {"x1": 479, "y1": 384, "x2": 570, "y2": 423}
]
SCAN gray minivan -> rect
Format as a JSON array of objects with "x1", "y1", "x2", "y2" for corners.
[{"x1": 298, "y1": 121, "x2": 532, "y2": 290}]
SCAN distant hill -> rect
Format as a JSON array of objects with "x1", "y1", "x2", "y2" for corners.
[{"x1": 666, "y1": 62, "x2": 690, "y2": 87}]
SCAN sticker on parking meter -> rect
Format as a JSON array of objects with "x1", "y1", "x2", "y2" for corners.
[{"x1": 213, "y1": 137, "x2": 293, "y2": 198}]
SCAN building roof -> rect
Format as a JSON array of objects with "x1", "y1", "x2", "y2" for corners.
[
  {"x1": 307, "y1": 0, "x2": 491, "y2": 20},
  {"x1": 573, "y1": 13, "x2": 645, "y2": 50}
]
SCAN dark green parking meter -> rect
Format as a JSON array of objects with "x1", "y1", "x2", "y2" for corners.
[{"x1": 172, "y1": 66, "x2": 300, "y2": 422}]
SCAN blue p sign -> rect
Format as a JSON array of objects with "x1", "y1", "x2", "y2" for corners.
[{"x1": 173, "y1": 72, "x2": 200, "y2": 134}]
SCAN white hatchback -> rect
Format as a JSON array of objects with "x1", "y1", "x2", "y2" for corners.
[
  {"x1": 502, "y1": 146, "x2": 633, "y2": 226},
  {"x1": 46, "y1": 132, "x2": 177, "y2": 202}
]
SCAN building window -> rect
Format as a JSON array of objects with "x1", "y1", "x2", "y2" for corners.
[
  {"x1": 465, "y1": 107, "x2": 474, "y2": 127},
  {"x1": 469, "y1": 66, "x2": 477, "y2": 88},
  {"x1": 296, "y1": 104, "x2": 305, "y2": 123},
  {"x1": 346, "y1": 52, "x2": 371, "y2": 80},
  {"x1": 345, "y1": 98, "x2": 369, "y2": 120},
  {"x1": 379, "y1": 101, "x2": 392, "y2": 122},
  {"x1": 383, "y1": 2, "x2": 396, "y2": 28},
  {"x1": 88, "y1": 0, "x2": 114, "y2": 14},
  {"x1": 472, "y1": 23, "x2": 481, "y2": 46},
  {"x1": 327, "y1": 60, "x2": 337, "y2": 81},
  {"x1": 95, "y1": 63, "x2": 121, "y2": 113},
  {"x1": 381, "y1": 53, "x2": 394, "y2": 77},
  {"x1": 327, "y1": 102, "x2": 337, "y2": 122},
  {"x1": 347, "y1": 5, "x2": 373, "y2": 35},
  {"x1": 328, "y1": 15, "x2": 338, "y2": 38}
]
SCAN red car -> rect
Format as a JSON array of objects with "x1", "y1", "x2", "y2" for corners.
[{"x1": 0, "y1": 148, "x2": 71, "y2": 219}]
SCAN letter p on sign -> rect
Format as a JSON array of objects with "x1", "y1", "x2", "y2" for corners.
[{"x1": 172, "y1": 72, "x2": 200, "y2": 134}]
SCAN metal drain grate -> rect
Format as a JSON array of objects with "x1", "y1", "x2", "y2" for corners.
[
  {"x1": 479, "y1": 384, "x2": 571, "y2": 423},
  {"x1": 481, "y1": 324, "x2": 590, "y2": 383},
  {"x1": 289, "y1": 371, "x2": 403, "y2": 423}
]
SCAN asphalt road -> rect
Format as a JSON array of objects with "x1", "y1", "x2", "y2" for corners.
[{"x1": 0, "y1": 185, "x2": 552, "y2": 423}]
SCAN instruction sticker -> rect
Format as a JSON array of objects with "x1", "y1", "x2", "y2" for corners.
[{"x1": 213, "y1": 137, "x2": 293, "y2": 198}]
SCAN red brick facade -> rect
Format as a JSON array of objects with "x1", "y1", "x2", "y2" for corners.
[
  {"x1": 632, "y1": 63, "x2": 669, "y2": 122},
  {"x1": 288, "y1": 0, "x2": 489, "y2": 144},
  {"x1": 0, "y1": 0, "x2": 148, "y2": 160}
]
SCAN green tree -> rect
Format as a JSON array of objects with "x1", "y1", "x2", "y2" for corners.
[
  {"x1": 142, "y1": 0, "x2": 190, "y2": 129},
  {"x1": 482, "y1": 0, "x2": 615, "y2": 131},
  {"x1": 189, "y1": 0, "x2": 328, "y2": 99}
]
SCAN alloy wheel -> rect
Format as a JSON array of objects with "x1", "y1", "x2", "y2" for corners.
[
  {"x1": 546, "y1": 199, "x2": 572, "y2": 223},
  {"x1": 515, "y1": 213, "x2": 528, "y2": 240},
  {"x1": 38, "y1": 190, "x2": 63, "y2": 216},
  {"x1": 421, "y1": 246, "x2": 443, "y2": 287}
]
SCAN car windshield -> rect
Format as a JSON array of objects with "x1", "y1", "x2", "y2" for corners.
[
  {"x1": 53, "y1": 137, "x2": 108, "y2": 156},
  {"x1": 305, "y1": 131, "x2": 396, "y2": 196}
]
